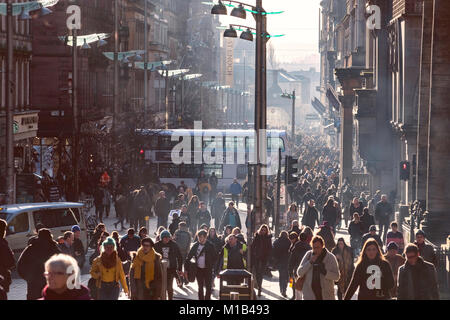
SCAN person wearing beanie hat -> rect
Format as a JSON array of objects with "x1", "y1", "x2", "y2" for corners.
[
  {"x1": 90, "y1": 236, "x2": 128, "y2": 300},
  {"x1": 361, "y1": 225, "x2": 383, "y2": 251},
  {"x1": 70, "y1": 225, "x2": 85, "y2": 269},
  {"x1": 17, "y1": 228, "x2": 60, "y2": 300},
  {"x1": 154, "y1": 229, "x2": 183, "y2": 300},
  {"x1": 414, "y1": 229, "x2": 437, "y2": 266}
]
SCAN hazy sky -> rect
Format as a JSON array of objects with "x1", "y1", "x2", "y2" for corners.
[{"x1": 219, "y1": 0, "x2": 322, "y2": 70}]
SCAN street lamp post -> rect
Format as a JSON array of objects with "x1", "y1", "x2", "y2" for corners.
[
  {"x1": 72, "y1": 28, "x2": 79, "y2": 201},
  {"x1": 113, "y1": 0, "x2": 119, "y2": 188}
]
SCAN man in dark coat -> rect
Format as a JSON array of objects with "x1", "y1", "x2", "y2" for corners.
[
  {"x1": 414, "y1": 230, "x2": 437, "y2": 266},
  {"x1": 272, "y1": 231, "x2": 291, "y2": 297},
  {"x1": 220, "y1": 202, "x2": 241, "y2": 231},
  {"x1": 0, "y1": 219, "x2": 15, "y2": 298},
  {"x1": 375, "y1": 194, "x2": 393, "y2": 243},
  {"x1": 361, "y1": 225, "x2": 383, "y2": 250},
  {"x1": 398, "y1": 244, "x2": 439, "y2": 300},
  {"x1": 154, "y1": 230, "x2": 183, "y2": 300},
  {"x1": 211, "y1": 192, "x2": 226, "y2": 228},
  {"x1": 184, "y1": 230, "x2": 218, "y2": 300},
  {"x1": 359, "y1": 207, "x2": 375, "y2": 234},
  {"x1": 301, "y1": 200, "x2": 320, "y2": 230},
  {"x1": 17, "y1": 229, "x2": 61, "y2": 300},
  {"x1": 154, "y1": 190, "x2": 171, "y2": 230}
]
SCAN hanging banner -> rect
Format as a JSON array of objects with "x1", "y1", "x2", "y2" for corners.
[{"x1": 225, "y1": 37, "x2": 234, "y2": 87}]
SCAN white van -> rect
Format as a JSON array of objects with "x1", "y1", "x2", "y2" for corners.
[{"x1": 0, "y1": 202, "x2": 87, "y2": 254}]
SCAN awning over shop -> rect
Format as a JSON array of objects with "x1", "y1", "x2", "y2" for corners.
[
  {"x1": 311, "y1": 97, "x2": 326, "y2": 116},
  {"x1": 326, "y1": 84, "x2": 340, "y2": 111}
]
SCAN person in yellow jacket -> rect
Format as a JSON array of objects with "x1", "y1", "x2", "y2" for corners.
[
  {"x1": 129, "y1": 237, "x2": 163, "y2": 300},
  {"x1": 90, "y1": 237, "x2": 129, "y2": 300}
]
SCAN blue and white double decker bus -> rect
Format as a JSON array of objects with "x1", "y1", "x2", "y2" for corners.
[{"x1": 135, "y1": 129, "x2": 288, "y2": 192}]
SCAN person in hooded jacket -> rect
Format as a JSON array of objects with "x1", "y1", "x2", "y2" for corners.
[
  {"x1": 344, "y1": 239, "x2": 394, "y2": 300},
  {"x1": 129, "y1": 237, "x2": 163, "y2": 300},
  {"x1": 0, "y1": 219, "x2": 15, "y2": 298},
  {"x1": 40, "y1": 254, "x2": 91, "y2": 300},
  {"x1": 251, "y1": 224, "x2": 273, "y2": 297},
  {"x1": 17, "y1": 228, "x2": 61, "y2": 300},
  {"x1": 272, "y1": 231, "x2": 291, "y2": 298}
]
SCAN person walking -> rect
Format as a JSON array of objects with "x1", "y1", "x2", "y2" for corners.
[
  {"x1": 90, "y1": 237, "x2": 129, "y2": 300},
  {"x1": 301, "y1": 200, "x2": 320, "y2": 231},
  {"x1": 349, "y1": 197, "x2": 363, "y2": 221},
  {"x1": 209, "y1": 172, "x2": 219, "y2": 204},
  {"x1": 361, "y1": 225, "x2": 383, "y2": 251},
  {"x1": 40, "y1": 254, "x2": 91, "y2": 300},
  {"x1": 296, "y1": 236, "x2": 340, "y2": 300},
  {"x1": 321, "y1": 198, "x2": 339, "y2": 232},
  {"x1": 17, "y1": 228, "x2": 61, "y2": 300},
  {"x1": 359, "y1": 207, "x2": 375, "y2": 234},
  {"x1": 169, "y1": 213, "x2": 181, "y2": 236},
  {"x1": 344, "y1": 239, "x2": 395, "y2": 300},
  {"x1": 286, "y1": 204, "x2": 299, "y2": 231},
  {"x1": 251, "y1": 224, "x2": 273, "y2": 297},
  {"x1": 301, "y1": 188, "x2": 316, "y2": 213},
  {"x1": 374, "y1": 194, "x2": 393, "y2": 243},
  {"x1": 288, "y1": 232, "x2": 310, "y2": 300},
  {"x1": 71, "y1": 225, "x2": 86, "y2": 269},
  {"x1": 155, "y1": 191, "x2": 171, "y2": 230},
  {"x1": 0, "y1": 219, "x2": 15, "y2": 299},
  {"x1": 211, "y1": 192, "x2": 226, "y2": 229},
  {"x1": 187, "y1": 195, "x2": 200, "y2": 235},
  {"x1": 272, "y1": 231, "x2": 291, "y2": 298},
  {"x1": 384, "y1": 242, "x2": 405, "y2": 298},
  {"x1": 414, "y1": 230, "x2": 437, "y2": 266},
  {"x1": 220, "y1": 202, "x2": 241, "y2": 231},
  {"x1": 58, "y1": 231, "x2": 74, "y2": 256},
  {"x1": 113, "y1": 191, "x2": 127, "y2": 231},
  {"x1": 129, "y1": 237, "x2": 163, "y2": 300},
  {"x1": 94, "y1": 184, "x2": 105, "y2": 223},
  {"x1": 154, "y1": 230, "x2": 183, "y2": 300},
  {"x1": 316, "y1": 221, "x2": 336, "y2": 252},
  {"x1": 120, "y1": 229, "x2": 141, "y2": 256},
  {"x1": 218, "y1": 234, "x2": 247, "y2": 273},
  {"x1": 178, "y1": 204, "x2": 191, "y2": 230},
  {"x1": 397, "y1": 243, "x2": 439, "y2": 300},
  {"x1": 386, "y1": 222, "x2": 404, "y2": 254},
  {"x1": 230, "y1": 179, "x2": 242, "y2": 207},
  {"x1": 185, "y1": 230, "x2": 218, "y2": 300},
  {"x1": 197, "y1": 201, "x2": 212, "y2": 229},
  {"x1": 331, "y1": 238, "x2": 354, "y2": 300},
  {"x1": 173, "y1": 222, "x2": 192, "y2": 263},
  {"x1": 348, "y1": 213, "x2": 364, "y2": 257}
]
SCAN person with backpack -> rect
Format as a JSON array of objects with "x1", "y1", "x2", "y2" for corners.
[
  {"x1": 184, "y1": 230, "x2": 218, "y2": 300},
  {"x1": 173, "y1": 222, "x2": 192, "y2": 262}
]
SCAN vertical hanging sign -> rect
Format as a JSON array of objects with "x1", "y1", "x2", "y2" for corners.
[{"x1": 225, "y1": 37, "x2": 234, "y2": 87}]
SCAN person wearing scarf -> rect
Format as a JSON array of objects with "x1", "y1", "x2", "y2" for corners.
[
  {"x1": 129, "y1": 238, "x2": 163, "y2": 300},
  {"x1": 90, "y1": 237, "x2": 129, "y2": 300},
  {"x1": 297, "y1": 235, "x2": 340, "y2": 300}
]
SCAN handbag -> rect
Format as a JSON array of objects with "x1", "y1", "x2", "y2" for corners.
[
  {"x1": 295, "y1": 276, "x2": 306, "y2": 291},
  {"x1": 186, "y1": 245, "x2": 206, "y2": 283},
  {"x1": 87, "y1": 277, "x2": 98, "y2": 300}
]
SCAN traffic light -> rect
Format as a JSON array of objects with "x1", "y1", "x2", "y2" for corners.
[
  {"x1": 286, "y1": 156, "x2": 299, "y2": 185},
  {"x1": 400, "y1": 161, "x2": 410, "y2": 180},
  {"x1": 139, "y1": 148, "x2": 145, "y2": 162}
]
